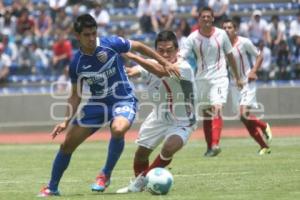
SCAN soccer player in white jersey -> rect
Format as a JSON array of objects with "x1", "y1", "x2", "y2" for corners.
[
  {"x1": 116, "y1": 30, "x2": 197, "y2": 193},
  {"x1": 222, "y1": 19, "x2": 272, "y2": 155},
  {"x1": 180, "y1": 7, "x2": 243, "y2": 157}
]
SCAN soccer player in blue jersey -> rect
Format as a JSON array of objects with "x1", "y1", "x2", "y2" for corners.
[{"x1": 38, "y1": 14, "x2": 178, "y2": 197}]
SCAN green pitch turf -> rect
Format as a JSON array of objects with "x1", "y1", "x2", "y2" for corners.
[{"x1": 0, "y1": 137, "x2": 299, "y2": 200}]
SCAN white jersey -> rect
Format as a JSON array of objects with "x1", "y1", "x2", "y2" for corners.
[
  {"x1": 137, "y1": 59, "x2": 197, "y2": 127},
  {"x1": 180, "y1": 27, "x2": 233, "y2": 80},
  {"x1": 229, "y1": 36, "x2": 260, "y2": 84}
]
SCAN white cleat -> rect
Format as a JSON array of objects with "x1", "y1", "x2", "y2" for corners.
[
  {"x1": 116, "y1": 186, "x2": 129, "y2": 194},
  {"x1": 116, "y1": 174, "x2": 146, "y2": 194}
]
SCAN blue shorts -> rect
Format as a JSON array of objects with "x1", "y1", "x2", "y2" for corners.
[{"x1": 72, "y1": 98, "x2": 137, "y2": 132}]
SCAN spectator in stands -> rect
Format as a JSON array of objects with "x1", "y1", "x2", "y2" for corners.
[
  {"x1": 54, "y1": 7, "x2": 73, "y2": 35},
  {"x1": 34, "y1": 3, "x2": 53, "y2": 49},
  {"x1": 208, "y1": 0, "x2": 229, "y2": 27},
  {"x1": 10, "y1": 1, "x2": 22, "y2": 18},
  {"x1": 153, "y1": 0, "x2": 178, "y2": 32},
  {"x1": 1, "y1": 34, "x2": 18, "y2": 71},
  {"x1": 136, "y1": 0, "x2": 157, "y2": 33},
  {"x1": 0, "y1": 42, "x2": 11, "y2": 85},
  {"x1": 48, "y1": 0, "x2": 68, "y2": 23},
  {"x1": 89, "y1": 0, "x2": 110, "y2": 36},
  {"x1": 177, "y1": 18, "x2": 191, "y2": 37},
  {"x1": 16, "y1": 7, "x2": 35, "y2": 38},
  {"x1": 248, "y1": 10, "x2": 268, "y2": 45},
  {"x1": 276, "y1": 41, "x2": 291, "y2": 80},
  {"x1": 289, "y1": 11, "x2": 300, "y2": 40},
  {"x1": 51, "y1": 30, "x2": 73, "y2": 75},
  {"x1": 116, "y1": 25, "x2": 126, "y2": 37},
  {"x1": 291, "y1": 34, "x2": 300, "y2": 79},
  {"x1": 257, "y1": 40, "x2": 272, "y2": 82},
  {"x1": 175, "y1": 18, "x2": 191, "y2": 48},
  {"x1": 266, "y1": 15, "x2": 286, "y2": 54},
  {"x1": 30, "y1": 41, "x2": 50, "y2": 75},
  {"x1": 289, "y1": 11, "x2": 300, "y2": 52},
  {"x1": 0, "y1": 9, "x2": 17, "y2": 36},
  {"x1": 17, "y1": 38, "x2": 35, "y2": 74}
]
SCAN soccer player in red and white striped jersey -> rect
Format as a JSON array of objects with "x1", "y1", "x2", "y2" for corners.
[
  {"x1": 180, "y1": 7, "x2": 243, "y2": 157},
  {"x1": 222, "y1": 19, "x2": 272, "y2": 155}
]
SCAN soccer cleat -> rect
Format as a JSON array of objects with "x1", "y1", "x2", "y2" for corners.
[
  {"x1": 37, "y1": 186, "x2": 60, "y2": 197},
  {"x1": 262, "y1": 123, "x2": 272, "y2": 144},
  {"x1": 258, "y1": 147, "x2": 271, "y2": 155},
  {"x1": 204, "y1": 146, "x2": 221, "y2": 157},
  {"x1": 91, "y1": 173, "x2": 111, "y2": 192},
  {"x1": 116, "y1": 174, "x2": 146, "y2": 194}
]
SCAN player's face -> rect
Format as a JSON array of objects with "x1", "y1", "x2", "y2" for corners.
[
  {"x1": 222, "y1": 22, "x2": 236, "y2": 38},
  {"x1": 156, "y1": 41, "x2": 178, "y2": 63},
  {"x1": 199, "y1": 11, "x2": 214, "y2": 28},
  {"x1": 77, "y1": 27, "x2": 97, "y2": 52}
]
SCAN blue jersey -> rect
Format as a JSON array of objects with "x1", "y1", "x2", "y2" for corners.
[{"x1": 69, "y1": 36, "x2": 136, "y2": 104}]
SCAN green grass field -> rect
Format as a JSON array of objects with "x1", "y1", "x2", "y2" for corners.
[{"x1": 0, "y1": 137, "x2": 300, "y2": 200}]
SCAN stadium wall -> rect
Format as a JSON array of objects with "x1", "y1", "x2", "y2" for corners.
[{"x1": 0, "y1": 86, "x2": 299, "y2": 132}]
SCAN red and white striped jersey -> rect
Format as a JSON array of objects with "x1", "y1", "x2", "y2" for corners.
[
  {"x1": 137, "y1": 59, "x2": 197, "y2": 127},
  {"x1": 229, "y1": 36, "x2": 260, "y2": 84},
  {"x1": 180, "y1": 27, "x2": 232, "y2": 80}
]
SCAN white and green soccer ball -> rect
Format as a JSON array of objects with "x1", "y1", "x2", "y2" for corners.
[{"x1": 146, "y1": 167, "x2": 174, "y2": 195}]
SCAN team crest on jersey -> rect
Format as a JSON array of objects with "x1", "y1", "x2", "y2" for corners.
[{"x1": 96, "y1": 51, "x2": 108, "y2": 63}]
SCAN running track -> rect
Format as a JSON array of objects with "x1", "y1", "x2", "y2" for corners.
[{"x1": 0, "y1": 126, "x2": 300, "y2": 144}]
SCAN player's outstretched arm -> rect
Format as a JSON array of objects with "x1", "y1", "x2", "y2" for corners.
[
  {"x1": 227, "y1": 52, "x2": 244, "y2": 89},
  {"x1": 125, "y1": 52, "x2": 170, "y2": 78},
  {"x1": 51, "y1": 83, "x2": 82, "y2": 139},
  {"x1": 129, "y1": 40, "x2": 180, "y2": 78}
]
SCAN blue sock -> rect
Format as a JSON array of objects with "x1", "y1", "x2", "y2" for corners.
[
  {"x1": 102, "y1": 137, "x2": 125, "y2": 177},
  {"x1": 48, "y1": 150, "x2": 72, "y2": 191}
]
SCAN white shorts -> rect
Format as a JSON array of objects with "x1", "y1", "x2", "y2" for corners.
[
  {"x1": 136, "y1": 111, "x2": 196, "y2": 150},
  {"x1": 196, "y1": 77, "x2": 229, "y2": 109},
  {"x1": 230, "y1": 81, "x2": 257, "y2": 113}
]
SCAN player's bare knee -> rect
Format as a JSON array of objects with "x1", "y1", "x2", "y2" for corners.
[
  {"x1": 162, "y1": 143, "x2": 181, "y2": 156},
  {"x1": 111, "y1": 127, "x2": 126, "y2": 138}
]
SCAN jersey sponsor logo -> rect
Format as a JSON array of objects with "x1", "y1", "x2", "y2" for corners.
[
  {"x1": 84, "y1": 67, "x2": 117, "y2": 86},
  {"x1": 82, "y1": 64, "x2": 92, "y2": 70},
  {"x1": 96, "y1": 51, "x2": 108, "y2": 63}
]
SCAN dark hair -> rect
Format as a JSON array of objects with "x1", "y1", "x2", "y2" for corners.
[
  {"x1": 271, "y1": 15, "x2": 279, "y2": 21},
  {"x1": 73, "y1": 14, "x2": 97, "y2": 33},
  {"x1": 198, "y1": 6, "x2": 214, "y2": 17},
  {"x1": 154, "y1": 30, "x2": 178, "y2": 49},
  {"x1": 222, "y1": 19, "x2": 237, "y2": 29}
]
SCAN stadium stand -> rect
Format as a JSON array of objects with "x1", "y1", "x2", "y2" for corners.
[{"x1": 0, "y1": 0, "x2": 299, "y2": 95}]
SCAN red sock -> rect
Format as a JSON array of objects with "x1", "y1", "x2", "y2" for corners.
[
  {"x1": 241, "y1": 118, "x2": 268, "y2": 148},
  {"x1": 142, "y1": 154, "x2": 172, "y2": 176},
  {"x1": 248, "y1": 114, "x2": 267, "y2": 130},
  {"x1": 203, "y1": 119, "x2": 212, "y2": 149},
  {"x1": 211, "y1": 116, "x2": 223, "y2": 147},
  {"x1": 134, "y1": 160, "x2": 149, "y2": 177}
]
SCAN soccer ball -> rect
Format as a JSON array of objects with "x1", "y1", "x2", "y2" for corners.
[{"x1": 145, "y1": 167, "x2": 174, "y2": 195}]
